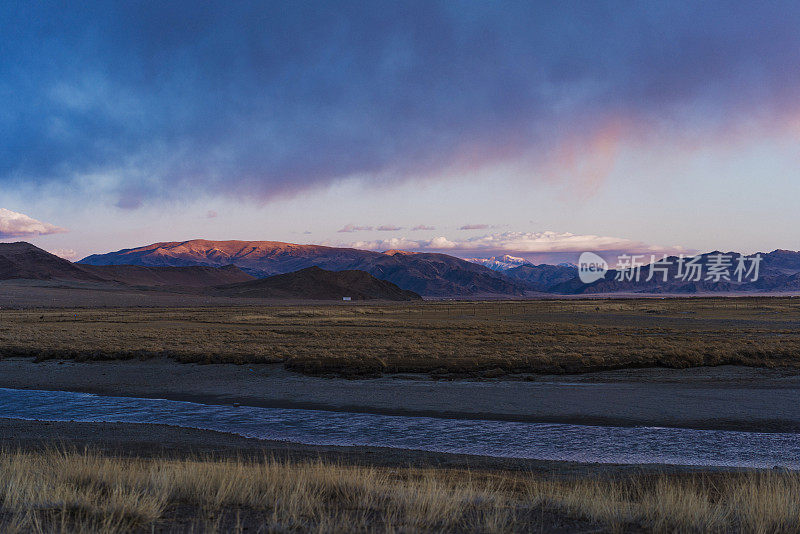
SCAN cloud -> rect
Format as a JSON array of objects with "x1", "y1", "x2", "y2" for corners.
[
  {"x1": 436, "y1": 232, "x2": 686, "y2": 255},
  {"x1": 206, "y1": 210, "x2": 218, "y2": 219},
  {"x1": 459, "y1": 224, "x2": 489, "y2": 230},
  {"x1": 49, "y1": 248, "x2": 78, "y2": 260},
  {"x1": 114, "y1": 187, "x2": 144, "y2": 210},
  {"x1": 349, "y1": 237, "x2": 422, "y2": 251},
  {"x1": 411, "y1": 225, "x2": 436, "y2": 231},
  {"x1": 427, "y1": 236, "x2": 459, "y2": 249},
  {"x1": 0, "y1": 209, "x2": 67, "y2": 238},
  {"x1": 377, "y1": 225, "x2": 403, "y2": 231},
  {"x1": 345, "y1": 230, "x2": 689, "y2": 263},
  {"x1": 4, "y1": 2, "x2": 800, "y2": 205},
  {"x1": 337, "y1": 224, "x2": 373, "y2": 233}
]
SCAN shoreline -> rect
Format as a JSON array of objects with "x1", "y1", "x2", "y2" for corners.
[
  {"x1": 5, "y1": 418, "x2": 780, "y2": 534},
  {"x1": 0, "y1": 417, "x2": 753, "y2": 476},
  {"x1": 0, "y1": 357, "x2": 798, "y2": 433},
  {"x1": 4, "y1": 383, "x2": 799, "y2": 434}
]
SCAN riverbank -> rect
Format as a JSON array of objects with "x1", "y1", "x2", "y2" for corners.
[
  {"x1": 0, "y1": 357, "x2": 797, "y2": 432},
  {"x1": 0, "y1": 417, "x2": 718, "y2": 476},
  {"x1": 1, "y1": 419, "x2": 797, "y2": 533}
]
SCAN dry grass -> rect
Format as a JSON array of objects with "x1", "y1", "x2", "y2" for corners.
[
  {"x1": 528, "y1": 473, "x2": 800, "y2": 533},
  {"x1": 2, "y1": 298, "x2": 800, "y2": 377},
  {"x1": 1, "y1": 448, "x2": 799, "y2": 533}
]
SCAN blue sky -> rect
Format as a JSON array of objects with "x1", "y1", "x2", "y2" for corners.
[{"x1": 2, "y1": 1, "x2": 799, "y2": 262}]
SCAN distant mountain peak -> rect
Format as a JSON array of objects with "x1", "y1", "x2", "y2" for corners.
[{"x1": 467, "y1": 255, "x2": 532, "y2": 271}]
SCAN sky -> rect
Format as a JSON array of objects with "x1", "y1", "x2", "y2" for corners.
[{"x1": 2, "y1": 1, "x2": 800, "y2": 264}]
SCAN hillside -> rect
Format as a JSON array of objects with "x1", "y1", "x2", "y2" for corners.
[
  {"x1": 80, "y1": 264, "x2": 255, "y2": 288},
  {"x1": 214, "y1": 266, "x2": 422, "y2": 301},
  {"x1": 79, "y1": 240, "x2": 528, "y2": 296},
  {"x1": 504, "y1": 263, "x2": 578, "y2": 292},
  {"x1": 0, "y1": 242, "x2": 254, "y2": 290},
  {"x1": 0, "y1": 242, "x2": 104, "y2": 282}
]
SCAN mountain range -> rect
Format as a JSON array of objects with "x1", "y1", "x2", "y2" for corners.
[
  {"x1": 78, "y1": 239, "x2": 800, "y2": 295},
  {"x1": 79, "y1": 240, "x2": 529, "y2": 296},
  {"x1": 4, "y1": 240, "x2": 800, "y2": 297},
  {"x1": 552, "y1": 250, "x2": 800, "y2": 294},
  {"x1": 0, "y1": 242, "x2": 420, "y2": 300},
  {"x1": 0, "y1": 242, "x2": 255, "y2": 288}
]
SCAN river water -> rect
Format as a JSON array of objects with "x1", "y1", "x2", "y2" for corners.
[{"x1": 1, "y1": 387, "x2": 797, "y2": 468}]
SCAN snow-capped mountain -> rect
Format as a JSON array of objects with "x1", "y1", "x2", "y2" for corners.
[{"x1": 467, "y1": 255, "x2": 532, "y2": 271}]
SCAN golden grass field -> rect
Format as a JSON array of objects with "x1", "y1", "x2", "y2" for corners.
[
  {"x1": 0, "y1": 448, "x2": 798, "y2": 533},
  {"x1": 2, "y1": 298, "x2": 800, "y2": 377}
]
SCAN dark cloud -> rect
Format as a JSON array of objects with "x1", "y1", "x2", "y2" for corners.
[
  {"x1": 412, "y1": 225, "x2": 436, "y2": 231},
  {"x1": 115, "y1": 195, "x2": 143, "y2": 211},
  {"x1": 459, "y1": 224, "x2": 490, "y2": 230},
  {"x1": 377, "y1": 225, "x2": 403, "y2": 231},
  {"x1": 3, "y1": 2, "x2": 800, "y2": 206}
]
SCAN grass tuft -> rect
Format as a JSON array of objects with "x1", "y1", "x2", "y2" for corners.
[{"x1": 0, "y1": 449, "x2": 799, "y2": 532}]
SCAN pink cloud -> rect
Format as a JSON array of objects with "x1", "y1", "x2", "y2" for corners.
[
  {"x1": 540, "y1": 117, "x2": 627, "y2": 198},
  {"x1": 0, "y1": 208, "x2": 67, "y2": 238}
]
